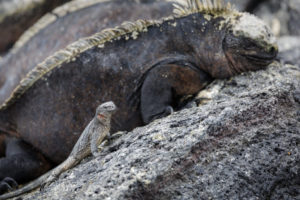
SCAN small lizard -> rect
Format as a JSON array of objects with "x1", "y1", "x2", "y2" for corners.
[{"x1": 0, "y1": 101, "x2": 116, "y2": 199}]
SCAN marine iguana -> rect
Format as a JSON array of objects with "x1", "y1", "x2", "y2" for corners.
[
  {"x1": 0, "y1": 0, "x2": 174, "y2": 106},
  {"x1": 0, "y1": 0, "x2": 278, "y2": 196},
  {"x1": 0, "y1": 0, "x2": 71, "y2": 53},
  {"x1": 0, "y1": 101, "x2": 116, "y2": 199}
]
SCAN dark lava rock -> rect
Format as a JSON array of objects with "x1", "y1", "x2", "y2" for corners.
[{"x1": 12, "y1": 61, "x2": 299, "y2": 200}]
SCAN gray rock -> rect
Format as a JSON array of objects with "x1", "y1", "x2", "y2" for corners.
[
  {"x1": 254, "y1": 0, "x2": 300, "y2": 36},
  {"x1": 278, "y1": 36, "x2": 300, "y2": 67},
  {"x1": 11, "y1": 61, "x2": 299, "y2": 200}
]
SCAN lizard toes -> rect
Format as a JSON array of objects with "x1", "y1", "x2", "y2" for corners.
[
  {"x1": 40, "y1": 177, "x2": 55, "y2": 191},
  {"x1": 40, "y1": 182, "x2": 49, "y2": 191}
]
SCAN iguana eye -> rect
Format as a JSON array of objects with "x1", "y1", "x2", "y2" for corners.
[{"x1": 243, "y1": 39, "x2": 258, "y2": 50}]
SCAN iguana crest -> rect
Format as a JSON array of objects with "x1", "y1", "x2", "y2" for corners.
[
  {"x1": 172, "y1": 0, "x2": 236, "y2": 16},
  {"x1": 0, "y1": 19, "x2": 154, "y2": 110},
  {"x1": 0, "y1": 0, "x2": 238, "y2": 110},
  {"x1": 12, "y1": 0, "x2": 236, "y2": 51}
]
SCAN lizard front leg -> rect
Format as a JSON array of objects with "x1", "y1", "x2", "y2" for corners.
[
  {"x1": 91, "y1": 127, "x2": 109, "y2": 157},
  {"x1": 141, "y1": 63, "x2": 212, "y2": 124}
]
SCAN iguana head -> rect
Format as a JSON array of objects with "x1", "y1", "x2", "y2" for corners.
[
  {"x1": 223, "y1": 12, "x2": 278, "y2": 74},
  {"x1": 96, "y1": 101, "x2": 117, "y2": 123},
  {"x1": 172, "y1": 0, "x2": 278, "y2": 78}
]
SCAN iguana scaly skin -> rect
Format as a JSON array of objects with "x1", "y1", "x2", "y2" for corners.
[
  {"x1": 0, "y1": 0, "x2": 278, "y2": 196},
  {"x1": 0, "y1": 101, "x2": 116, "y2": 199},
  {"x1": 0, "y1": 0, "x2": 71, "y2": 53},
  {"x1": 0, "y1": 0, "x2": 174, "y2": 104}
]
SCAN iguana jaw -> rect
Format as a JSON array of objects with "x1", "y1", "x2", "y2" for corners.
[
  {"x1": 223, "y1": 37, "x2": 278, "y2": 74},
  {"x1": 242, "y1": 49, "x2": 277, "y2": 66},
  {"x1": 238, "y1": 38, "x2": 278, "y2": 66}
]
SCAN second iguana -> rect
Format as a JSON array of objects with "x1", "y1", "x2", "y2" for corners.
[{"x1": 0, "y1": 0, "x2": 278, "y2": 196}]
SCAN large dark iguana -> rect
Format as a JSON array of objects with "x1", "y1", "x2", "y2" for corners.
[
  {"x1": 0, "y1": 0, "x2": 174, "y2": 107},
  {"x1": 0, "y1": 0, "x2": 278, "y2": 197},
  {"x1": 0, "y1": 0, "x2": 71, "y2": 53}
]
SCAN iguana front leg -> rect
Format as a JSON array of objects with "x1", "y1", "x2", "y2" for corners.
[{"x1": 141, "y1": 63, "x2": 212, "y2": 123}]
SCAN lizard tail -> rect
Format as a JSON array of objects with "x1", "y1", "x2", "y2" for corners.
[
  {"x1": 0, "y1": 156, "x2": 77, "y2": 199},
  {"x1": 0, "y1": 173, "x2": 49, "y2": 200}
]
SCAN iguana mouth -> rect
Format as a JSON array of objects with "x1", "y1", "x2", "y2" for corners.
[
  {"x1": 244, "y1": 54, "x2": 276, "y2": 65},
  {"x1": 243, "y1": 46, "x2": 278, "y2": 65},
  {"x1": 246, "y1": 54, "x2": 275, "y2": 60}
]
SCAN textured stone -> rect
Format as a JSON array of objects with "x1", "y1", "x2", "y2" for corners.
[{"x1": 10, "y1": 61, "x2": 299, "y2": 200}]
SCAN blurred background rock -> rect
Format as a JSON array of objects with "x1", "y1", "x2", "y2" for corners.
[{"x1": 0, "y1": 0, "x2": 71, "y2": 53}]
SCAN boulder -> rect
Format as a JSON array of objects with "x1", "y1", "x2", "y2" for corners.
[{"x1": 13, "y1": 61, "x2": 300, "y2": 200}]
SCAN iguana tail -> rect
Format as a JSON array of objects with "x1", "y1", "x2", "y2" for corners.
[{"x1": 0, "y1": 156, "x2": 77, "y2": 199}]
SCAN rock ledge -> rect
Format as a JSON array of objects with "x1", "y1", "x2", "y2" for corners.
[{"x1": 15, "y1": 62, "x2": 300, "y2": 200}]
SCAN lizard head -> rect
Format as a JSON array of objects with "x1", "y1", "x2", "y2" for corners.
[
  {"x1": 223, "y1": 12, "x2": 278, "y2": 74},
  {"x1": 96, "y1": 101, "x2": 117, "y2": 122}
]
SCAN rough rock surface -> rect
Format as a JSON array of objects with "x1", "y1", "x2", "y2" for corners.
[{"x1": 8, "y1": 61, "x2": 299, "y2": 200}]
